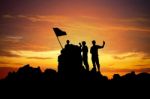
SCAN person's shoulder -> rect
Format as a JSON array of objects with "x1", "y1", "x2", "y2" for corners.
[{"x1": 96, "y1": 45, "x2": 100, "y2": 47}]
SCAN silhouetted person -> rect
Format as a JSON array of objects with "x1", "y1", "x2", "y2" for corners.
[
  {"x1": 65, "y1": 40, "x2": 70, "y2": 48},
  {"x1": 90, "y1": 40, "x2": 105, "y2": 72},
  {"x1": 79, "y1": 41, "x2": 89, "y2": 71}
]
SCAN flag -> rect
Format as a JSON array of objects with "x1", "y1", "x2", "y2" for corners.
[{"x1": 53, "y1": 28, "x2": 67, "y2": 37}]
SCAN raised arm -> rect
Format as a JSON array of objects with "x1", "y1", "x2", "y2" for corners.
[
  {"x1": 102, "y1": 41, "x2": 105, "y2": 48},
  {"x1": 98, "y1": 41, "x2": 105, "y2": 48}
]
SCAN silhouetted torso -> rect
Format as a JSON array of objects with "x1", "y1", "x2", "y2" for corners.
[
  {"x1": 90, "y1": 45, "x2": 102, "y2": 57},
  {"x1": 82, "y1": 46, "x2": 88, "y2": 57}
]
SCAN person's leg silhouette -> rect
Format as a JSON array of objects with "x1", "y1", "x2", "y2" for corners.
[
  {"x1": 94, "y1": 56, "x2": 100, "y2": 72},
  {"x1": 92, "y1": 56, "x2": 96, "y2": 71},
  {"x1": 83, "y1": 58, "x2": 89, "y2": 71}
]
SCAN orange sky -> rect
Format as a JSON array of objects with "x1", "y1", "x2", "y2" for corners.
[{"x1": 0, "y1": 0, "x2": 150, "y2": 79}]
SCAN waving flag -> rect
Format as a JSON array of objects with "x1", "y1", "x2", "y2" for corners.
[
  {"x1": 53, "y1": 27, "x2": 67, "y2": 49},
  {"x1": 53, "y1": 28, "x2": 67, "y2": 37}
]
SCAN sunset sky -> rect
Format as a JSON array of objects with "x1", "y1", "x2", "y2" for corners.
[{"x1": 0, "y1": 0, "x2": 150, "y2": 79}]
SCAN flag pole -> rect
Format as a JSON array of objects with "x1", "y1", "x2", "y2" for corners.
[{"x1": 56, "y1": 36, "x2": 63, "y2": 49}]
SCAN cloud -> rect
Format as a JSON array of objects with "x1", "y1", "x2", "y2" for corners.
[
  {"x1": 1, "y1": 14, "x2": 150, "y2": 56},
  {"x1": 113, "y1": 52, "x2": 150, "y2": 61},
  {"x1": 0, "y1": 49, "x2": 57, "y2": 61},
  {"x1": 3, "y1": 36, "x2": 23, "y2": 43},
  {"x1": 0, "y1": 61, "x2": 9, "y2": 65},
  {"x1": 134, "y1": 64, "x2": 150, "y2": 67},
  {"x1": 102, "y1": 67, "x2": 150, "y2": 73},
  {"x1": 0, "y1": 49, "x2": 54, "y2": 60},
  {"x1": 0, "y1": 33, "x2": 52, "y2": 52},
  {"x1": 0, "y1": 50, "x2": 21, "y2": 57},
  {"x1": 2, "y1": 14, "x2": 14, "y2": 19},
  {"x1": 0, "y1": 61, "x2": 23, "y2": 66},
  {"x1": 118, "y1": 18, "x2": 150, "y2": 23},
  {"x1": 9, "y1": 50, "x2": 59, "y2": 59},
  {"x1": 113, "y1": 53, "x2": 138, "y2": 60},
  {"x1": 141, "y1": 55, "x2": 150, "y2": 60},
  {"x1": 26, "y1": 57, "x2": 52, "y2": 60},
  {"x1": 142, "y1": 57, "x2": 150, "y2": 60},
  {"x1": 2, "y1": 14, "x2": 150, "y2": 33},
  {"x1": 2, "y1": 14, "x2": 71, "y2": 23},
  {"x1": 139, "y1": 68, "x2": 150, "y2": 73},
  {"x1": 108, "y1": 26, "x2": 150, "y2": 32},
  {"x1": 0, "y1": 14, "x2": 150, "y2": 55}
]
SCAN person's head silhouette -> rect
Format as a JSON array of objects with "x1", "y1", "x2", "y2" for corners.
[
  {"x1": 82, "y1": 41, "x2": 86, "y2": 46},
  {"x1": 66, "y1": 40, "x2": 70, "y2": 45},
  {"x1": 92, "y1": 40, "x2": 96, "y2": 45}
]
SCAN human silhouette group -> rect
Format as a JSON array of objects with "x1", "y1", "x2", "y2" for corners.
[{"x1": 65, "y1": 40, "x2": 105, "y2": 73}]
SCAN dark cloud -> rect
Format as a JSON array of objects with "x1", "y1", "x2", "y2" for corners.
[
  {"x1": 0, "y1": 61, "x2": 23, "y2": 66},
  {"x1": 102, "y1": 67, "x2": 150, "y2": 73},
  {"x1": 142, "y1": 57, "x2": 150, "y2": 60},
  {"x1": 139, "y1": 68, "x2": 150, "y2": 73},
  {"x1": 0, "y1": 61, "x2": 9, "y2": 65},
  {"x1": 141, "y1": 55, "x2": 150, "y2": 60}
]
